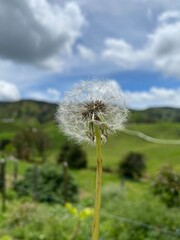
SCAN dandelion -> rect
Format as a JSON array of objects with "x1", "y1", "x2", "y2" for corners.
[
  {"x1": 57, "y1": 80, "x2": 128, "y2": 144},
  {"x1": 56, "y1": 80, "x2": 128, "y2": 240}
]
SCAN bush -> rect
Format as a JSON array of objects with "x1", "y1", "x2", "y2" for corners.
[
  {"x1": 119, "y1": 152, "x2": 146, "y2": 180},
  {"x1": 14, "y1": 164, "x2": 78, "y2": 204},
  {"x1": 57, "y1": 143, "x2": 87, "y2": 169},
  {"x1": 152, "y1": 166, "x2": 180, "y2": 208},
  {"x1": 0, "y1": 139, "x2": 11, "y2": 151}
]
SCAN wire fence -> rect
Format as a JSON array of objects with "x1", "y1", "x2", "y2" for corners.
[
  {"x1": 122, "y1": 128, "x2": 180, "y2": 145},
  {"x1": 102, "y1": 211, "x2": 180, "y2": 238}
]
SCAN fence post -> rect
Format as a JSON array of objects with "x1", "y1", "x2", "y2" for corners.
[
  {"x1": 63, "y1": 161, "x2": 68, "y2": 203},
  {"x1": 33, "y1": 164, "x2": 39, "y2": 201},
  {"x1": 13, "y1": 158, "x2": 18, "y2": 183},
  {"x1": 0, "y1": 158, "x2": 6, "y2": 212}
]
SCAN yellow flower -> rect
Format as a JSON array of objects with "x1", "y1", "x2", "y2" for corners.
[
  {"x1": 65, "y1": 203, "x2": 78, "y2": 216},
  {"x1": 79, "y1": 207, "x2": 94, "y2": 220},
  {"x1": 65, "y1": 203, "x2": 94, "y2": 221}
]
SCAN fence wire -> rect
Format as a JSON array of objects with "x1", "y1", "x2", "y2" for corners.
[
  {"x1": 122, "y1": 128, "x2": 180, "y2": 145},
  {"x1": 102, "y1": 211, "x2": 180, "y2": 238}
]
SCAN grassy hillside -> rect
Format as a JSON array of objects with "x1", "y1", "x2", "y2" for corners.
[
  {"x1": 0, "y1": 100, "x2": 56, "y2": 123},
  {"x1": 1, "y1": 119, "x2": 180, "y2": 197},
  {"x1": 130, "y1": 107, "x2": 180, "y2": 123},
  {"x1": 1, "y1": 120, "x2": 180, "y2": 175},
  {"x1": 0, "y1": 100, "x2": 180, "y2": 123}
]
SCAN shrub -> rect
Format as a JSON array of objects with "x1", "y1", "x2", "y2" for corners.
[
  {"x1": 152, "y1": 166, "x2": 180, "y2": 208},
  {"x1": 0, "y1": 139, "x2": 11, "y2": 151},
  {"x1": 119, "y1": 152, "x2": 146, "y2": 179},
  {"x1": 57, "y1": 143, "x2": 87, "y2": 169},
  {"x1": 14, "y1": 164, "x2": 78, "y2": 204}
]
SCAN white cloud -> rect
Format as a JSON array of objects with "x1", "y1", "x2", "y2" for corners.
[
  {"x1": 149, "y1": 18, "x2": 180, "y2": 77},
  {"x1": 124, "y1": 87, "x2": 180, "y2": 109},
  {"x1": 0, "y1": 0, "x2": 85, "y2": 71},
  {"x1": 103, "y1": 39, "x2": 147, "y2": 69},
  {"x1": 0, "y1": 80, "x2": 21, "y2": 101},
  {"x1": 1, "y1": 0, "x2": 180, "y2": 97},
  {"x1": 158, "y1": 11, "x2": 180, "y2": 23},
  {"x1": 0, "y1": 60, "x2": 50, "y2": 89},
  {"x1": 77, "y1": 44, "x2": 96, "y2": 62},
  {"x1": 102, "y1": 10, "x2": 180, "y2": 78},
  {"x1": 27, "y1": 88, "x2": 61, "y2": 102}
]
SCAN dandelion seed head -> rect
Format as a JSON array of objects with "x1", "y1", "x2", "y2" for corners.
[{"x1": 56, "y1": 80, "x2": 128, "y2": 144}]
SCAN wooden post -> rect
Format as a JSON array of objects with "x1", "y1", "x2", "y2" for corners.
[
  {"x1": 0, "y1": 158, "x2": 6, "y2": 212},
  {"x1": 63, "y1": 161, "x2": 68, "y2": 203},
  {"x1": 13, "y1": 159, "x2": 18, "y2": 183},
  {"x1": 33, "y1": 164, "x2": 39, "y2": 201}
]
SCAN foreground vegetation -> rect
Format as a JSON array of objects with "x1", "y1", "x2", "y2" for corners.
[{"x1": 0, "y1": 182, "x2": 180, "y2": 240}]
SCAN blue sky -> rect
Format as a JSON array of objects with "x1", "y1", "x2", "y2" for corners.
[{"x1": 0, "y1": 0, "x2": 180, "y2": 109}]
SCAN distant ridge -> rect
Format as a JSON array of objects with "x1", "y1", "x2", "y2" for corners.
[
  {"x1": 130, "y1": 107, "x2": 180, "y2": 123},
  {"x1": 0, "y1": 100, "x2": 180, "y2": 123},
  {"x1": 0, "y1": 100, "x2": 57, "y2": 123}
]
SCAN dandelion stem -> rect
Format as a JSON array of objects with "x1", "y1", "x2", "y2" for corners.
[{"x1": 92, "y1": 125, "x2": 102, "y2": 240}]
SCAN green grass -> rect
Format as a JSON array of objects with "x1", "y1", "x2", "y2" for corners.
[
  {"x1": 1, "y1": 121, "x2": 180, "y2": 176},
  {"x1": 128, "y1": 122, "x2": 180, "y2": 139},
  {"x1": 83, "y1": 123, "x2": 180, "y2": 174},
  {"x1": 1, "y1": 121, "x2": 180, "y2": 203}
]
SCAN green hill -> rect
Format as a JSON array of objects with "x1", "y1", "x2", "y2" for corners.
[
  {"x1": 130, "y1": 107, "x2": 180, "y2": 123},
  {"x1": 0, "y1": 100, "x2": 180, "y2": 123},
  {"x1": 0, "y1": 100, "x2": 57, "y2": 123}
]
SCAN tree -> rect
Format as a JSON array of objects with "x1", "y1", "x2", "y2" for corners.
[
  {"x1": 152, "y1": 166, "x2": 180, "y2": 208},
  {"x1": 34, "y1": 130, "x2": 48, "y2": 163},
  {"x1": 119, "y1": 152, "x2": 146, "y2": 180},
  {"x1": 0, "y1": 139, "x2": 11, "y2": 151},
  {"x1": 57, "y1": 143, "x2": 87, "y2": 169},
  {"x1": 13, "y1": 127, "x2": 48, "y2": 162}
]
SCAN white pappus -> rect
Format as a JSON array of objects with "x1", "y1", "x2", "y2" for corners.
[{"x1": 56, "y1": 80, "x2": 128, "y2": 144}]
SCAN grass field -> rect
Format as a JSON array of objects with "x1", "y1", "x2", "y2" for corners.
[
  {"x1": 42, "y1": 122, "x2": 180, "y2": 173},
  {"x1": 0, "y1": 121, "x2": 180, "y2": 239},
  {"x1": 1, "y1": 121, "x2": 180, "y2": 194}
]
